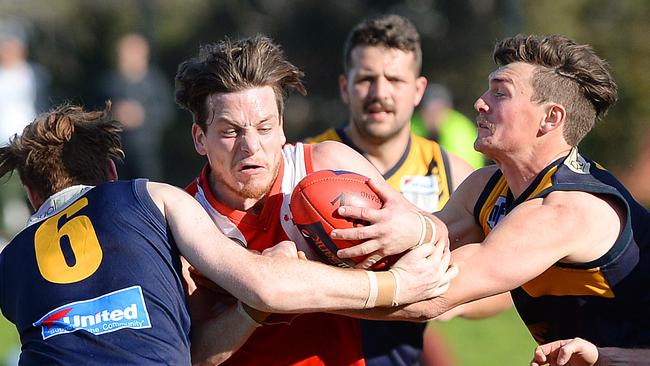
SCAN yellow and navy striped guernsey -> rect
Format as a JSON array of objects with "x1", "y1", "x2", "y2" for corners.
[
  {"x1": 473, "y1": 148, "x2": 650, "y2": 347},
  {"x1": 307, "y1": 126, "x2": 455, "y2": 364},
  {"x1": 307, "y1": 127, "x2": 453, "y2": 212}
]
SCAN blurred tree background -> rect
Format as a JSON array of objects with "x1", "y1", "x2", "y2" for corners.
[
  {"x1": 1, "y1": 0, "x2": 649, "y2": 188},
  {"x1": 0, "y1": 0, "x2": 649, "y2": 364}
]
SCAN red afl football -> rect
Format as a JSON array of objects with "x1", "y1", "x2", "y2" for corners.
[{"x1": 290, "y1": 170, "x2": 397, "y2": 269}]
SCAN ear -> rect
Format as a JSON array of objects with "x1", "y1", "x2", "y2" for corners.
[
  {"x1": 339, "y1": 74, "x2": 350, "y2": 105},
  {"x1": 192, "y1": 123, "x2": 208, "y2": 156},
  {"x1": 540, "y1": 104, "x2": 566, "y2": 134},
  {"x1": 414, "y1": 76, "x2": 428, "y2": 106},
  {"x1": 25, "y1": 185, "x2": 42, "y2": 210},
  {"x1": 108, "y1": 159, "x2": 118, "y2": 181}
]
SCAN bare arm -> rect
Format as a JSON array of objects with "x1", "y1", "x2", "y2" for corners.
[
  {"x1": 147, "y1": 181, "x2": 451, "y2": 311},
  {"x1": 185, "y1": 243, "x2": 302, "y2": 365},
  {"x1": 338, "y1": 188, "x2": 622, "y2": 321},
  {"x1": 332, "y1": 167, "x2": 494, "y2": 263}
]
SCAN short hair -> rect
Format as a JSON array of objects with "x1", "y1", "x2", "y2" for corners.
[
  {"x1": 174, "y1": 35, "x2": 306, "y2": 130},
  {"x1": 0, "y1": 103, "x2": 124, "y2": 201},
  {"x1": 342, "y1": 14, "x2": 422, "y2": 75},
  {"x1": 493, "y1": 34, "x2": 618, "y2": 146}
]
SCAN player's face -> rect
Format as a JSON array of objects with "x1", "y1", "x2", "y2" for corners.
[
  {"x1": 340, "y1": 45, "x2": 426, "y2": 144},
  {"x1": 192, "y1": 86, "x2": 286, "y2": 208},
  {"x1": 473, "y1": 62, "x2": 546, "y2": 160}
]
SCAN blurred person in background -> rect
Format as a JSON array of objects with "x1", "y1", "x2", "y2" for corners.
[
  {"x1": 306, "y1": 14, "x2": 494, "y2": 366},
  {"x1": 416, "y1": 83, "x2": 485, "y2": 169},
  {"x1": 0, "y1": 19, "x2": 49, "y2": 243},
  {"x1": 99, "y1": 32, "x2": 173, "y2": 181}
]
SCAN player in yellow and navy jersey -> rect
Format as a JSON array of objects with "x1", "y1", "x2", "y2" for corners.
[
  {"x1": 306, "y1": 14, "x2": 476, "y2": 366},
  {"x1": 330, "y1": 34, "x2": 650, "y2": 356},
  {"x1": 308, "y1": 127, "x2": 455, "y2": 213}
]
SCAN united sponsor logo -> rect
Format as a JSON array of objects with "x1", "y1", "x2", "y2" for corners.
[{"x1": 33, "y1": 285, "x2": 151, "y2": 340}]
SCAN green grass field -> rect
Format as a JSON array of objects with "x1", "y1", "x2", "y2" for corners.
[
  {"x1": 430, "y1": 307, "x2": 537, "y2": 365},
  {"x1": 0, "y1": 314, "x2": 19, "y2": 366},
  {"x1": 0, "y1": 308, "x2": 535, "y2": 365}
]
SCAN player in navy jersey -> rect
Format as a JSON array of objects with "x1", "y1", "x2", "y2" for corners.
[
  {"x1": 0, "y1": 103, "x2": 453, "y2": 365},
  {"x1": 331, "y1": 34, "x2": 650, "y2": 355}
]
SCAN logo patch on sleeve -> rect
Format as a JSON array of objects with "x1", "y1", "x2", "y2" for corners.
[{"x1": 33, "y1": 285, "x2": 151, "y2": 339}]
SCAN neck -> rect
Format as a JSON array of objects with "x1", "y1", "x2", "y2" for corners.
[
  {"x1": 344, "y1": 123, "x2": 411, "y2": 174},
  {"x1": 494, "y1": 147, "x2": 572, "y2": 198}
]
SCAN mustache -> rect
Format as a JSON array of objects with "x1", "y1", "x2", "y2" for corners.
[{"x1": 363, "y1": 98, "x2": 395, "y2": 112}]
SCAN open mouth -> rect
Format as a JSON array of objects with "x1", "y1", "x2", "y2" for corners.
[{"x1": 238, "y1": 163, "x2": 265, "y2": 173}]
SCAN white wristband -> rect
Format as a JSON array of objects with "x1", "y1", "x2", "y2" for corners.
[
  {"x1": 388, "y1": 269, "x2": 401, "y2": 306},
  {"x1": 364, "y1": 271, "x2": 379, "y2": 308}
]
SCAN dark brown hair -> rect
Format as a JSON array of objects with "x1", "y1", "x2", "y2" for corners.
[
  {"x1": 0, "y1": 103, "x2": 124, "y2": 201},
  {"x1": 174, "y1": 35, "x2": 306, "y2": 130},
  {"x1": 494, "y1": 34, "x2": 618, "y2": 145},
  {"x1": 342, "y1": 14, "x2": 422, "y2": 74}
]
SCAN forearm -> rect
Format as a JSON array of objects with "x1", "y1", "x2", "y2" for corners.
[
  {"x1": 595, "y1": 347, "x2": 650, "y2": 366},
  {"x1": 435, "y1": 292, "x2": 513, "y2": 321},
  {"x1": 191, "y1": 303, "x2": 259, "y2": 366},
  {"x1": 333, "y1": 296, "x2": 450, "y2": 322}
]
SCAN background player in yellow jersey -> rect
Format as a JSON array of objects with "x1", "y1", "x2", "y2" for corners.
[
  {"x1": 331, "y1": 34, "x2": 650, "y2": 363},
  {"x1": 307, "y1": 14, "x2": 481, "y2": 366}
]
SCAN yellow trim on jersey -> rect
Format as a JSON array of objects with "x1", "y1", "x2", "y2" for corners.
[
  {"x1": 305, "y1": 129, "x2": 341, "y2": 144},
  {"x1": 478, "y1": 175, "x2": 508, "y2": 234},
  {"x1": 306, "y1": 129, "x2": 452, "y2": 210},
  {"x1": 521, "y1": 266, "x2": 615, "y2": 298},
  {"x1": 478, "y1": 166, "x2": 559, "y2": 235}
]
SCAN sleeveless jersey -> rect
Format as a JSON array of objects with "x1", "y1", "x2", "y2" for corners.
[
  {"x1": 473, "y1": 148, "x2": 650, "y2": 346},
  {"x1": 186, "y1": 143, "x2": 365, "y2": 366},
  {"x1": 307, "y1": 127, "x2": 453, "y2": 213},
  {"x1": 307, "y1": 128, "x2": 455, "y2": 365},
  {"x1": 0, "y1": 180, "x2": 191, "y2": 365}
]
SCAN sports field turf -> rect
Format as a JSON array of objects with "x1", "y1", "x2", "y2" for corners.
[{"x1": 1, "y1": 308, "x2": 535, "y2": 365}]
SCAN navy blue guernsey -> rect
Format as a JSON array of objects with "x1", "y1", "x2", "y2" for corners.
[
  {"x1": 473, "y1": 149, "x2": 650, "y2": 347},
  {"x1": 0, "y1": 179, "x2": 191, "y2": 365}
]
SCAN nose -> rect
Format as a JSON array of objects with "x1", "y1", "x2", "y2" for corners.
[
  {"x1": 369, "y1": 77, "x2": 390, "y2": 101},
  {"x1": 474, "y1": 96, "x2": 489, "y2": 114},
  {"x1": 239, "y1": 129, "x2": 261, "y2": 155}
]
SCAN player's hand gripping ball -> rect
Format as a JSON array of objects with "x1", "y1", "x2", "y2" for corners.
[{"x1": 290, "y1": 170, "x2": 398, "y2": 270}]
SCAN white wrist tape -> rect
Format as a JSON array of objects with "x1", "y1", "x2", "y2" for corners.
[{"x1": 364, "y1": 271, "x2": 379, "y2": 308}]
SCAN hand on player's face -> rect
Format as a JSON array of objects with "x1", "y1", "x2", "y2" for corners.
[
  {"x1": 331, "y1": 178, "x2": 426, "y2": 266},
  {"x1": 388, "y1": 242, "x2": 458, "y2": 304}
]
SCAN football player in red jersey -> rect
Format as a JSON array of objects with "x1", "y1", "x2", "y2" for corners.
[{"x1": 175, "y1": 35, "x2": 458, "y2": 366}]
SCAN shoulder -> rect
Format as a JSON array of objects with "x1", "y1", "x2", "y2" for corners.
[
  {"x1": 457, "y1": 164, "x2": 500, "y2": 196},
  {"x1": 445, "y1": 151, "x2": 476, "y2": 189},
  {"x1": 309, "y1": 141, "x2": 383, "y2": 180}
]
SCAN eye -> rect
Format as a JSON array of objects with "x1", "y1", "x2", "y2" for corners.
[
  {"x1": 258, "y1": 125, "x2": 273, "y2": 134},
  {"x1": 221, "y1": 129, "x2": 238, "y2": 137}
]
